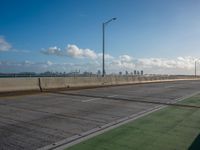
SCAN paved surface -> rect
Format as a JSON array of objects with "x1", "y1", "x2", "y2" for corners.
[{"x1": 0, "y1": 80, "x2": 200, "y2": 150}]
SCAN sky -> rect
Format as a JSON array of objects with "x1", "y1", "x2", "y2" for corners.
[{"x1": 0, "y1": 0, "x2": 200, "y2": 74}]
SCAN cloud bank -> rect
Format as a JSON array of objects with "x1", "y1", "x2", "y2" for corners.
[
  {"x1": 38, "y1": 44, "x2": 199, "y2": 74},
  {"x1": 0, "y1": 56, "x2": 198, "y2": 75},
  {"x1": 0, "y1": 44, "x2": 197, "y2": 74}
]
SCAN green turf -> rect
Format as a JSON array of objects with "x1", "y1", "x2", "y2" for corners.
[{"x1": 66, "y1": 95, "x2": 200, "y2": 150}]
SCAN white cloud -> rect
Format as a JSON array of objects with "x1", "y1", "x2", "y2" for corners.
[
  {"x1": 83, "y1": 49, "x2": 97, "y2": 59},
  {"x1": 0, "y1": 56, "x2": 198, "y2": 75},
  {"x1": 47, "y1": 61, "x2": 53, "y2": 66},
  {"x1": 0, "y1": 36, "x2": 12, "y2": 51},
  {"x1": 119, "y1": 55, "x2": 133, "y2": 62},
  {"x1": 67, "y1": 45, "x2": 114, "y2": 60},
  {"x1": 137, "y1": 56, "x2": 195, "y2": 69},
  {"x1": 106, "y1": 56, "x2": 197, "y2": 74},
  {"x1": 110, "y1": 55, "x2": 135, "y2": 70},
  {"x1": 41, "y1": 46, "x2": 63, "y2": 56},
  {"x1": 38, "y1": 44, "x2": 198, "y2": 74},
  {"x1": 97, "y1": 53, "x2": 114, "y2": 60},
  {"x1": 23, "y1": 60, "x2": 34, "y2": 65},
  {"x1": 66, "y1": 44, "x2": 97, "y2": 59},
  {"x1": 0, "y1": 36, "x2": 30, "y2": 53},
  {"x1": 67, "y1": 44, "x2": 82, "y2": 57},
  {"x1": 42, "y1": 44, "x2": 98, "y2": 59}
]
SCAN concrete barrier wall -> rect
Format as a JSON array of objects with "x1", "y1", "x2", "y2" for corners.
[
  {"x1": 40, "y1": 77, "x2": 103, "y2": 90},
  {"x1": 40, "y1": 75, "x2": 198, "y2": 90},
  {"x1": 0, "y1": 75, "x2": 198, "y2": 93},
  {"x1": 0, "y1": 78, "x2": 40, "y2": 92}
]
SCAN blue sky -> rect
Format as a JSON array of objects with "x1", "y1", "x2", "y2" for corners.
[{"x1": 0, "y1": 0, "x2": 200, "y2": 74}]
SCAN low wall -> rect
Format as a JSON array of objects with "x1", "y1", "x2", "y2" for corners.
[
  {"x1": 0, "y1": 75, "x2": 198, "y2": 93},
  {"x1": 0, "y1": 78, "x2": 40, "y2": 92}
]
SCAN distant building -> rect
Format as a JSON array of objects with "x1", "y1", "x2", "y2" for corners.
[
  {"x1": 141, "y1": 70, "x2": 143, "y2": 75},
  {"x1": 125, "y1": 70, "x2": 129, "y2": 76},
  {"x1": 134, "y1": 70, "x2": 137, "y2": 75},
  {"x1": 97, "y1": 70, "x2": 101, "y2": 76}
]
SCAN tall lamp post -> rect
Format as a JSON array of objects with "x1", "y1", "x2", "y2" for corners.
[
  {"x1": 102, "y1": 17, "x2": 117, "y2": 77},
  {"x1": 195, "y1": 59, "x2": 200, "y2": 78},
  {"x1": 195, "y1": 60, "x2": 197, "y2": 78}
]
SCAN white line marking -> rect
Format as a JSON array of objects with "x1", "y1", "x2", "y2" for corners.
[
  {"x1": 82, "y1": 98, "x2": 101, "y2": 102},
  {"x1": 38, "y1": 105, "x2": 164, "y2": 150},
  {"x1": 82, "y1": 95, "x2": 118, "y2": 102}
]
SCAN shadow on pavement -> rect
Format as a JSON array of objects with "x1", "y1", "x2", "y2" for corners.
[{"x1": 189, "y1": 134, "x2": 200, "y2": 150}]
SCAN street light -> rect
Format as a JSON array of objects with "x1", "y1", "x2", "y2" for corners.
[
  {"x1": 195, "y1": 61, "x2": 197, "y2": 77},
  {"x1": 194, "y1": 59, "x2": 200, "y2": 77},
  {"x1": 102, "y1": 17, "x2": 117, "y2": 77}
]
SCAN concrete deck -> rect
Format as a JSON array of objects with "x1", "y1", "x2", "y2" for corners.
[{"x1": 0, "y1": 80, "x2": 200, "y2": 150}]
